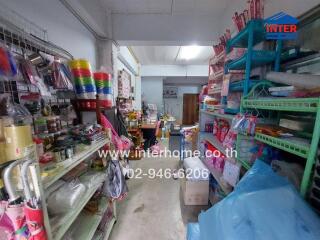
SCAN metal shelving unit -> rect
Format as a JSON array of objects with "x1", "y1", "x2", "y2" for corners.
[
  {"x1": 254, "y1": 132, "x2": 310, "y2": 158},
  {"x1": 225, "y1": 19, "x2": 282, "y2": 95},
  {"x1": 200, "y1": 109, "x2": 234, "y2": 120},
  {"x1": 35, "y1": 138, "x2": 117, "y2": 240},
  {"x1": 42, "y1": 139, "x2": 108, "y2": 189},
  {"x1": 241, "y1": 96, "x2": 320, "y2": 197}
]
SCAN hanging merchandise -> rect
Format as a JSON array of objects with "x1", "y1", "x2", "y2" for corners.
[
  {"x1": 93, "y1": 71, "x2": 113, "y2": 108},
  {"x1": 0, "y1": 44, "x2": 18, "y2": 78},
  {"x1": 69, "y1": 59, "x2": 96, "y2": 99},
  {"x1": 118, "y1": 70, "x2": 131, "y2": 99},
  {"x1": 3, "y1": 161, "x2": 30, "y2": 240},
  {"x1": 21, "y1": 160, "x2": 48, "y2": 240},
  {"x1": 52, "y1": 59, "x2": 73, "y2": 90},
  {"x1": 103, "y1": 160, "x2": 128, "y2": 200}
]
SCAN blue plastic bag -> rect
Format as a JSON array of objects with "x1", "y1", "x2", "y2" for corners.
[
  {"x1": 187, "y1": 223, "x2": 200, "y2": 240},
  {"x1": 199, "y1": 160, "x2": 320, "y2": 240}
]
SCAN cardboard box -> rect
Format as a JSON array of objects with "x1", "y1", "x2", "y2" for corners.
[{"x1": 181, "y1": 177, "x2": 209, "y2": 206}]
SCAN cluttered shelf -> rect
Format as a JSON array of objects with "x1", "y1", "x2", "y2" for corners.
[
  {"x1": 51, "y1": 177, "x2": 105, "y2": 240},
  {"x1": 201, "y1": 157, "x2": 232, "y2": 195},
  {"x1": 254, "y1": 132, "x2": 310, "y2": 159},
  {"x1": 200, "y1": 110, "x2": 234, "y2": 120},
  {"x1": 225, "y1": 50, "x2": 276, "y2": 71},
  {"x1": 242, "y1": 97, "x2": 320, "y2": 112},
  {"x1": 65, "y1": 197, "x2": 110, "y2": 240},
  {"x1": 200, "y1": 132, "x2": 227, "y2": 156},
  {"x1": 41, "y1": 138, "x2": 109, "y2": 189},
  {"x1": 226, "y1": 19, "x2": 265, "y2": 52}
]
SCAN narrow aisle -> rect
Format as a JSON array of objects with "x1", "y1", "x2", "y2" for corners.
[{"x1": 109, "y1": 157, "x2": 186, "y2": 240}]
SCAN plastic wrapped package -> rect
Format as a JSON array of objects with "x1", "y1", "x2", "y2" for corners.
[
  {"x1": 45, "y1": 179, "x2": 66, "y2": 198},
  {"x1": 79, "y1": 171, "x2": 106, "y2": 189},
  {"x1": 47, "y1": 180, "x2": 86, "y2": 216},
  {"x1": 187, "y1": 223, "x2": 200, "y2": 240},
  {"x1": 199, "y1": 160, "x2": 320, "y2": 240},
  {"x1": 103, "y1": 160, "x2": 128, "y2": 200}
]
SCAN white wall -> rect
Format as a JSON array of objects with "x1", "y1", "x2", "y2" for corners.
[
  {"x1": 141, "y1": 77, "x2": 164, "y2": 113},
  {"x1": 163, "y1": 85, "x2": 200, "y2": 122},
  {"x1": 0, "y1": 0, "x2": 97, "y2": 68}
]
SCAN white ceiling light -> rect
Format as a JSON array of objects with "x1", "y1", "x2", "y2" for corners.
[{"x1": 179, "y1": 45, "x2": 202, "y2": 60}]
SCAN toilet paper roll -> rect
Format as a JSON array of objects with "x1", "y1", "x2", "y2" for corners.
[{"x1": 4, "y1": 125, "x2": 33, "y2": 160}]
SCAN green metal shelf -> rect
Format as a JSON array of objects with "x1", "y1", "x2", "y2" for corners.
[
  {"x1": 226, "y1": 19, "x2": 265, "y2": 53},
  {"x1": 242, "y1": 97, "x2": 320, "y2": 113},
  {"x1": 254, "y1": 133, "x2": 310, "y2": 159},
  {"x1": 236, "y1": 158, "x2": 251, "y2": 170},
  {"x1": 226, "y1": 50, "x2": 276, "y2": 71}
]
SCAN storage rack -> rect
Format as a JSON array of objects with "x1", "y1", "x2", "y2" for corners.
[
  {"x1": 241, "y1": 94, "x2": 320, "y2": 197},
  {"x1": 0, "y1": 7, "x2": 117, "y2": 239},
  {"x1": 32, "y1": 138, "x2": 117, "y2": 240},
  {"x1": 199, "y1": 19, "x2": 282, "y2": 195}
]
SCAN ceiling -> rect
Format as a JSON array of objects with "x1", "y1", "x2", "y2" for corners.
[
  {"x1": 100, "y1": 0, "x2": 228, "y2": 15},
  {"x1": 130, "y1": 46, "x2": 212, "y2": 65}
]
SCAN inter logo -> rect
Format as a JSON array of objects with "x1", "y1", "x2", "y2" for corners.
[{"x1": 265, "y1": 12, "x2": 298, "y2": 40}]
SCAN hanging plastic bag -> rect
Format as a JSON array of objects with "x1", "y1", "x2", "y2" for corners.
[
  {"x1": 52, "y1": 59, "x2": 73, "y2": 90},
  {"x1": 103, "y1": 160, "x2": 128, "y2": 200},
  {"x1": 0, "y1": 44, "x2": 18, "y2": 78}
]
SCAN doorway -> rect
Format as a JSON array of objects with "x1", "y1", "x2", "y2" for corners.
[{"x1": 182, "y1": 94, "x2": 199, "y2": 125}]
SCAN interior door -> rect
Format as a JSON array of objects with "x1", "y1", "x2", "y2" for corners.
[{"x1": 183, "y1": 94, "x2": 199, "y2": 125}]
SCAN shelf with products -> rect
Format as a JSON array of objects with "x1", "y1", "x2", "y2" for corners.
[
  {"x1": 226, "y1": 19, "x2": 265, "y2": 52},
  {"x1": 201, "y1": 157, "x2": 233, "y2": 195},
  {"x1": 63, "y1": 197, "x2": 113, "y2": 240},
  {"x1": 51, "y1": 179, "x2": 106, "y2": 240},
  {"x1": 242, "y1": 97, "x2": 320, "y2": 112},
  {"x1": 41, "y1": 138, "x2": 109, "y2": 189},
  {"x1": 254, "y1": 132, "x2": 310, "y2": 159},
  {"x1": 241, "y1": 93, "x2": 320, "y2": 197},
  {"x1": 229, "y1": 79, "x2": 264, "y2": 92},
  {"x1": 225, "y1": 50, "x2": 276, "y2": 71},
  {"x1": 200, "y1": 132, "x2": 227, "y2": 156},
  {"x1": 200, "y1": 109, "x2": 234, "y2": 121}
]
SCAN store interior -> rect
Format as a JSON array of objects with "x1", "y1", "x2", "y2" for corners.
[{"x1": 1, "y1": 0, "x2": 320, "y2": 240}]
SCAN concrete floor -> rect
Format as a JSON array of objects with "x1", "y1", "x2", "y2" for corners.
[{"x1": 109, "y1": 156, "x2": 208, "y2": 240}]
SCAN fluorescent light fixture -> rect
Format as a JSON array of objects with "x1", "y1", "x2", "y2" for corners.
[{"x1": 179, "y1": 45, "x2": 202, "y2": 60}]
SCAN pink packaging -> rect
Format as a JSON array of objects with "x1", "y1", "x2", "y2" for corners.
[{"x1": 214, "y1": 155, "x2": 226, "y2": 173}]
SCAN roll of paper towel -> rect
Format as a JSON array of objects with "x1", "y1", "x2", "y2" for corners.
[{"x1": 266, "y1": 72, "x2": 320, "y2": 89}]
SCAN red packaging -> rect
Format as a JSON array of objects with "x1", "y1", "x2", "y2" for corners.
[
  {"x1": 250, "y1": 0, "x2": 255, "y2": 19},
  {"x1": 256, "y1": 0, "x2": 261, "y2": 19},
  {"x1": 244, "y1": 10, "x2": 249, "y2": 23},
  {"x1": 253, "y1": 0, "x2": 257, "y2": 19}
]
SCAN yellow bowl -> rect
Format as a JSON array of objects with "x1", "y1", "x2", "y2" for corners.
[{"x1": 69, "y1": 59, "x2": 91, "y2": 69}]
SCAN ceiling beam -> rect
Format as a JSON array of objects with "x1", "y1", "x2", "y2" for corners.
[{"x1": 141, "y1": 65, "x2": 208, "y2": 77}]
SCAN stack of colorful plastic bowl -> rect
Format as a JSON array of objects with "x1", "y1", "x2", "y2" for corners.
[
  {"x1": 93, "y1": 71, "x2": 113, "y2": 107},
  {"x1": 69, "y1": 59, "x2": 96, "y2": 99}
]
